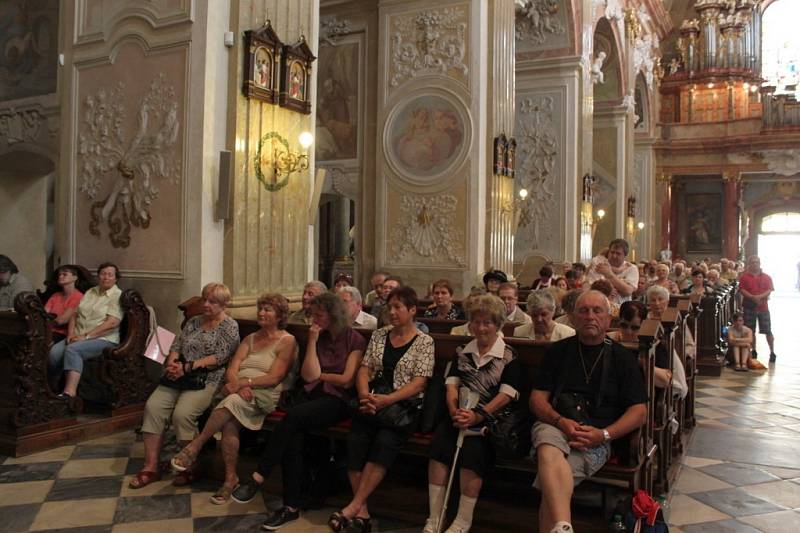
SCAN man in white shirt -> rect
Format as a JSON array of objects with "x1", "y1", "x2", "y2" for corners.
[
  {"x1": 337, "y1": 285, "x2": 377, "y2": 330},
  {"x1": 586, "y1": 238, "x2": 639, "y2": 305},
  {"x1": 498, "y1": 282, "x2": 532, "y2": 325}
]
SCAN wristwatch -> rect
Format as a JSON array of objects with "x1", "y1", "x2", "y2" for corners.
[{"x1": 602, "y1": 429, "x2": 611, "y2": 443}]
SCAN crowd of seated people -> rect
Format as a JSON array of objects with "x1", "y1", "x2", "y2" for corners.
[{"x1": 0, "y1": 247, "x2": 740, "y2": 533}]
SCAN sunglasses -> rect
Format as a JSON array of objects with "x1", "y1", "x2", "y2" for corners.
[{"x1": 619, "y1": 322, "x2": 641, "y2": 331}]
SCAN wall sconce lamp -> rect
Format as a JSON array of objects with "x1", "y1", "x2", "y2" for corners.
[
  {"x1": 499, "y1": 187, "x2": 530, "y2": 230},
  {"x1": 591, "y1": 208, "x2": 605, "y2": 239},
  {"x1": 255, "y1": 130, "x2": 313, "y2": 192}
]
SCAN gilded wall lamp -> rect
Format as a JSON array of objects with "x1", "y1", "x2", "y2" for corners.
[{"x1": 254, "y1": 131, "x2": 314, "y2": 192}]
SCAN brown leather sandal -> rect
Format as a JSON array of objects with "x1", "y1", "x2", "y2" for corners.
[{"x1": 129, "y1": 470, "x2": 161, "y2": 489}]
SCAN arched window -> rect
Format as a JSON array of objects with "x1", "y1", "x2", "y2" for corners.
[
  {"x1": 762, "y1": 0, "x2": 800, "y2": 96},
  {"x1": 760, "y1": 212, "x2": 800, "y2": 233}
]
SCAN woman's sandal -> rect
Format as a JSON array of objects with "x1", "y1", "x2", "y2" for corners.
[
  {"x1": 172, "y1": 469, "x2": 196, "y2": 487},
  {"x1": 209, "y1": 484, "x2": 238, "y2": 505},
  {"x1": 170, "y1": 446, "x2": 198, "y2": 472},
  {"x1": 328, "y1": 511, "x2": 351, "y2": 532},
  {"x1": 129, "y1": 470, "x2": 161, "y2": 489},
  {"x1": 351, "y1": 516, "x2": 372, "y2": 533}
]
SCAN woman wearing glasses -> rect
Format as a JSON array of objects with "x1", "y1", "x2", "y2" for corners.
[{"x1": 609, "y1": 300, "x2": 647, "y2": 344}]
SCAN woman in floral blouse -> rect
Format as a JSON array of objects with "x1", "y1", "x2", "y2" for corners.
[{"x1": 329, "y1": 286, "x2": 434, "y2": 533}]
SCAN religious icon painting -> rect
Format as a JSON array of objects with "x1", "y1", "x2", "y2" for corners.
[
  {"x1": 243, "y1": 20, "x2": 282, "y2": 103},
  {"x1": 505, "y1": 137, "x2": 517, "y2": 178},
  {"x1": 279, "y1": 35, "x2": 316, "y2": 114},
  {"x1": 493, "y1": 134, "x2": 507, "y2": 176}
]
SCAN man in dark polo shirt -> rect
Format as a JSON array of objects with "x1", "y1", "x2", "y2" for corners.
[{"x1": 529, "y1": 290, "x2": 647, "y2": 533}]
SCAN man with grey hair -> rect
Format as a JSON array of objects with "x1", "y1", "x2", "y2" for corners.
[
  {"x1": 337, "y1": 285, "x2": 377, "y2": 330},
  {"x1": 530, "y1": 290, "x2": 647, "y2": 533},
  {"x1": 0, "y1": 255, "x2": 34, "y2": 310},
  {"x1": 288, "y1": 280, "x2": 328, "y2": 324}
]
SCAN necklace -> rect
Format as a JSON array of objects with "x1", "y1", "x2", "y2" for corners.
[{"x1": 578, "y1": 342, "x2": 605, "y2": 384}]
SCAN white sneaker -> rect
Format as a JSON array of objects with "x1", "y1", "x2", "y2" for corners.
[
  {"x1": 550, "y1": 521, "x2": 573, "y2": 533},
  {"x1": 423, "y1": 518, "x2": 439, "y2": 533}
]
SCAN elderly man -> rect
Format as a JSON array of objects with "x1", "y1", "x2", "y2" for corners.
[
  {"x1": 338, "y1": 285, "x2": 377, "y2": 330},
  {"x1": 0, "y1": 255, "x2": 34, "y2": 310},
  {"x1": 498, "y1": 282, "x2": 532, "y2": 325},
  {"x1": 720, "y1": 259, "x2": 738, "y2": 283},
  {"x1": 586, "y1": 239, "x2": 639, "y2": 305},
  {"x1": 529, "y1": 290, "x2": 647, "y2": 533},
  {"x1": 739, "y1": 255, "x2": 776, "y2": 362},
  {"x1": 363, "y1": 271, "x2": 389, "y2": 308},
  {"x1": 369, "y1": 275, "x2": 402, "y2": 319},
  {"x1": 288, "y1": 281, "x2": 328, "y2": 324}
]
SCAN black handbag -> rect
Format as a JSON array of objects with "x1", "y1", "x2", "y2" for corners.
[
  {"x1": 484, "y1": 406, "x2": 533, "y2": 459},
  {"x1": 355, "y1": 370, "x2": 421, "y2": 431},
  {"x1": 160, "y1": 357, "x2": 208, "y2": 391}
]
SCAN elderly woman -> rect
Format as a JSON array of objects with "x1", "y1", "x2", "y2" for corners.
[
  {"x1": 0, "y1": 255, "x2": 34, "y2": 309},
  {"x1": 424, "y1": 279, "x2": 465, "y2": 320},
  {"x1": 682, "y1": 269, "x2": 713, "y2": 297},
  {"x1": 48, "y1": 262, "x2": 123, "y2": 400},
  {"x1": 44, "y1": 265, "x2": 86, "y2": 344},
  {"x1": 554, "y1": 289, "x2": 583, "y2": 329},
  {"x1": 329, "y1": 286, "x2": 434, "y2": 532},
  {"x1": 646, "y1": 285, "x2": 688, "y2": 398},
  {"x1": 130, "y1": 283, "x2": 240, "y2": 490},
  {"x1": 707, "y1": 269, "x2": 727, "y2": 288},
  {"x1": 424, "y1": 295, "x2": 522, "y2": 533},
  {"x1": 230, "y1": 293, "x2": 366, "y2": 529},
  {"x1": 168, "y1": 292, "x2": 295, "y2": 502},
  {"x1": 513, "y1": 291, "x2": 575, "y2": 341},
  {"x1": 652, "y1": 263, "x2": 679, "y2": 294}
]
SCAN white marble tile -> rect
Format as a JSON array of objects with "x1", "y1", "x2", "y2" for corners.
[{"x1": 666, "y1": 494, "x2": 732, "y2": 526}]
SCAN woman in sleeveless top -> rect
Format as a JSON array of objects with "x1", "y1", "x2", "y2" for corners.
[{"x1": 171, "y1": 293, "x2": 298, "y2": 504}]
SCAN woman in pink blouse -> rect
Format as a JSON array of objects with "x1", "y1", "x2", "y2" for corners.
[{"x1": 44, "y1": 265, "x2": 85, "y2": 343}]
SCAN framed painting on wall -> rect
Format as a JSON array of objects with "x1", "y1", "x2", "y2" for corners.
[
  {"x1": 279, "y1": 36, "x2": 316, "y2": 114},
  {"x1": 243, "y1": 20, "x2": 282, "y2": 103},
  {"x1": 685, "y1": 192, "x2": 723, "y2": 253}
]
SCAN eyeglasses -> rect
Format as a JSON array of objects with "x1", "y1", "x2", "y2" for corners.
[{"x1": 619, "y1": 322, "x2": 641, "y2": 331}]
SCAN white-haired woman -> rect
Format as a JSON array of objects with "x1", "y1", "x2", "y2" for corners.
[
  {"x1": 646, "y1": 285, "x2": 688, "y2": 399},
  {"x1": 425, "y1": 295, "x2": 523, "y2": 533},
  {"x1": 513, "y1": 290, "x2": 575, "y2": 341}
]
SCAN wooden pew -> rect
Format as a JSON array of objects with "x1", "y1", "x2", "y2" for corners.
[
  {"x1": 693, "y1": 292, "x2": 728, "y2": 376},
  {"x1": 0, "y1": 289, "x2": 152, "y2": 456}
]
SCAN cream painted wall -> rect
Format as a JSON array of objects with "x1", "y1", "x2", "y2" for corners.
[{"x1": 0, "y1": 172, "x2": 49, "y2": 289}]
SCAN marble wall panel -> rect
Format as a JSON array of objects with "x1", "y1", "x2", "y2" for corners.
[
  {"x1": 75, "y1": 0, "x2": 193, "y2": 45},
  {"x1": 0, "y1": 0, "x2": 58, "y2": 102},
  {"x1": 513, "y1": 89, "x2": 565, "y2": 262},
  {"x1": 73, "y1": 41, "x2": 187, "y2": 278}
]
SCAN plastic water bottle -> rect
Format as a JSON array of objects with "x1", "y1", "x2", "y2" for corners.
[{"x1": 609, "y1": 514, "x2": 627, "y2": 532}]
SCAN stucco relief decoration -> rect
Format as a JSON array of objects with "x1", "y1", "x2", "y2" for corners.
[
  {"x1": 328, "y1": 166, "x2": 360, "y2": 200},
  {"x1": 78, "y1": 74, "x2": 180, "y2": 248},
  {"x1": 515, "y1": 0, "x2": 565, "y2": 45},
  {"x1": 390, "y1": 194, "x2": 465, "y2": 267},
  {"x1": 633, "y1": 33, "x2": 658, "y2": 87},
  {"x1": 515, "y1": 96, "x2": 558, "y2": 245},
  {"x1": 390, "y1": 7, "x2": 467, "y2": 87},
  {"x1": 320, "y1": 16, "x2": 353, "y2": 46},
  {"x1": 0, "y1": 108, "x2": 42, "y2": 144}
]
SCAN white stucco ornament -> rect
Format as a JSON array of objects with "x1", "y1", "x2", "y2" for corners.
[
  {"x1": 390, "y1": 8, "x2": 467, "y2": 87},
  {"x1": 591, "y1": 51, "x2": 606, "y2": 84},
  {"x1": 390, "y1": 193, "x2": 465, "y2": 266},
  {"x1": 759, "y1": 149, "x2": 800, "y2": 177},
  {"x1": 515, "y1": 0, "x2": 565, "y2": 45},
  {"x1": 0, "y1": 108, "x2": 42, "y2": 145},
  {"x1": 633, "y1": 33, "x2": 657, "y2": 87},
  {"x1": 78, "y1": 74, "x2": 181, "y2": 248}
]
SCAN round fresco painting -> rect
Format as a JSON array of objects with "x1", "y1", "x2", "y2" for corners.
[{"x1": 388, "y1": 94, "x2": 466, "y2": 178}]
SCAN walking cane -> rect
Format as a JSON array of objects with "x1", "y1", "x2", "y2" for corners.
[{"x1": 436, "y1": 387, "x2": 486, "y2": 533}]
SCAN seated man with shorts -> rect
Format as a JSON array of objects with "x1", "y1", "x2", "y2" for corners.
[{"x1": 529, "y1": 290, "x2": 647, "y2": 533}]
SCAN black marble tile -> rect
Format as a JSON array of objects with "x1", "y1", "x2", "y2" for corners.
[
  {"x1": 36, "y1": 527, "x2": 113, "y2": 533},
  {"x1": 113, "y1": 493, "x2": 191, "y2": 523},
  {"x1": 691, "y1": 487, "x2": 786, "y2": 517},
  {"x1": 70, "y1": 445, "x2": 132, "y2": 460},
  {"x1": 0, "y1": 503, "x2": 42, "y2": 531},
  {"x1": 698, "y1": 463, "x2": 781, "y2": 486},
  {"x1": 124, "y1": 457, "x2": 144, "y2": 475},
  {"x1": 0, "y1": 461, "x2": 62, "y2": 484},
  {"x1": 689, "y1": 426, "x2": 800, "y2": 469},
  {"x1": 45, "y1": 475, "x2": 124, "y2": 501},
  {"x1": 193, "y1": 514, "x2": 268, "y2": 531},
  {"x1": 681, "y1": 519, "x2": 761, "y2": 532}
]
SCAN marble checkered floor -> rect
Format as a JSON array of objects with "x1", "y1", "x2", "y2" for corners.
[{"x1": 665, "y1": 291, "x2": 800, "y2": 532}]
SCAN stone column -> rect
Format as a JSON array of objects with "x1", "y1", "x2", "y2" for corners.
[
  {"x1": 722, "y1": 174, "x2": 741, "y2": 259},
  {"x1": 657, "y1": 174, "x2": 672, "y2": 253},
  {"x1": 372, "y1": 0, "x2": 515, "y2": 293},
  {"x1": 670, "y1": 178, "x2": 681, "y2": 254}
]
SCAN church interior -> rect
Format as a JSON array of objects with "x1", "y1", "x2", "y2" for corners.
[{"x1": 2, "y1": 0, "x2": 800, "y2": 531}]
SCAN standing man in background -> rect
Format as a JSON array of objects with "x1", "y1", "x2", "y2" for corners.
[{"x1": 738, "y1": 255, "x2": 777, "y2": 363}]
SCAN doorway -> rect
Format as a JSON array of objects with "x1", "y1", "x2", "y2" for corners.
[{"x1": 757, "y1": 212, "x2": 800, "y2": 292}]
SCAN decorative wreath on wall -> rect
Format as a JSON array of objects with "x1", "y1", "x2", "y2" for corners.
[{"x1": 254, "y1": 131, "x2": 291, "y2": 191}]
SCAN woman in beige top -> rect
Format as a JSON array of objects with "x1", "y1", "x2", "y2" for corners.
[
  {"x1": 513, "y1": 290, "x2": 575, "y2": 342},
  {"x1": 171, "y1": 293, "x2": 298, "y2": 504}
]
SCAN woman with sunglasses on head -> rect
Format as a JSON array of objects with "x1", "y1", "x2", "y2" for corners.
[{"x1": 608, "y1": 300, "x2": 647, "y2": 344}]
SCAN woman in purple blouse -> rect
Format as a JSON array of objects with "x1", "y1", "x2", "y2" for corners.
[{"x1": 231, "y1": 292, "x2": 367, "y2": 530}]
